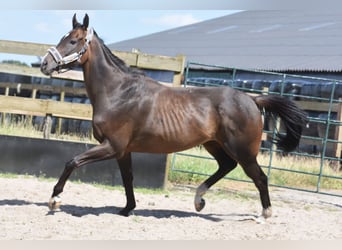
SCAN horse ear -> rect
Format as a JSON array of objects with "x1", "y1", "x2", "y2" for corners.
[
  {"x1": 72, "y1": 13, "x2": 79, "y2": 29},
  {"x1": 83, "y1": 14, "x2": 89, "y2": 29}
]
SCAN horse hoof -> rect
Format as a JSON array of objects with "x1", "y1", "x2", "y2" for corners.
[
  {"x1": 118, "y1": 209, "x2": 130, "y2": 217},
  {"x1": 48, "y1": 196, "x2": 62, "y2": 211},
  {"x1": 195, "y1": 198, "x2": 206, "y2": 212},
  {"x1": 262, "y1": 207, "x2": 272, "y2": 218},
  {"x1": 119, "y1": 205, "x2": 135, "y2": 217}
]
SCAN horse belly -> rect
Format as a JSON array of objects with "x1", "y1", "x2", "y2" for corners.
[{"x1": 128, "y1": 130, "x2": 211, "y2": 154}]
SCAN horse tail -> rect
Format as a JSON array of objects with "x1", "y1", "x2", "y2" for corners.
[{"x1": 252, "y1": 95, "x2": 308, "y2": 152}]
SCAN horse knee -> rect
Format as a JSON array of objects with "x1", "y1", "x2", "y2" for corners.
[{"x1": 66, "y1": 158, "x2": 78, "y2": 169}]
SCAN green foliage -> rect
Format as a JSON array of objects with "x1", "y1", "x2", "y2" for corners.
[
  {"x1": 1, "y1": 60, "x2": 29, "y2": 67},
  {"x1": 169, "y1": 147, "x2": 342, "y2": 191},
  {"x1": 0, "y1": 122, "x2": 341, "y2": 191}
]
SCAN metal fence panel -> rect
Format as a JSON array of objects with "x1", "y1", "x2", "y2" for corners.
[{"x1": 171, "y1": 62, "x2": 342, "y2": 197}]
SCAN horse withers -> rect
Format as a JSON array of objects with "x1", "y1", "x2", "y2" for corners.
[{"x1": 40, "y1": 14, "x2": 308, "y2": 218}]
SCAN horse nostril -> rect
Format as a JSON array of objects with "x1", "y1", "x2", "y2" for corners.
[{"x1": 40, "y1": 60, "x2": 47, "y2": 69}]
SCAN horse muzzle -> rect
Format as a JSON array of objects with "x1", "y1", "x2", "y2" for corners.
[{"x1": 40, "y1": 58, "x2": 58, "y2": 76}]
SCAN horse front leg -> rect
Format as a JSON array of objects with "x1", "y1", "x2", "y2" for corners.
[
  {"x1": 117, "y1": 152, "x2": 136, "y2": 216},
  {"x1": 49, "y1": 139, "x2": 116, "y2": 210}
]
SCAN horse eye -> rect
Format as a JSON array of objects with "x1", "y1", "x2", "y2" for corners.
[{"x1": 70, "y1": 40, "x2": 77, "y2": 45}]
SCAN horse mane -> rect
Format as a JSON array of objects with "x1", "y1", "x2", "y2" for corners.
[{"x1": 94, "y1": 30, "x2": 144, "y2": 76}]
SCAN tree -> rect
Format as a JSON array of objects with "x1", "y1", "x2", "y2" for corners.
[{"x1": 0, "y1": 60, "x2": 29, "y2": 67}]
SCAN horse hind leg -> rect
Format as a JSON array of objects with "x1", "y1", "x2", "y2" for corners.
[
  {"x1": 239, "y1": 158, "x2": 272, "y2": 218},
  {"x1": 194, "y1": 141, "x2": 238, "y2": 212}
]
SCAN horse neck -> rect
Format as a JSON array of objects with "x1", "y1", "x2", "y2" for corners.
[{"x1": 81, "y1": 38, "x2": 126, "y2": 107}]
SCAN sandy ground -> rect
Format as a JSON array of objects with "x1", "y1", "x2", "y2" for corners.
[{"x1": 0, "y1": 175, "x2": 341, "y2": 240}]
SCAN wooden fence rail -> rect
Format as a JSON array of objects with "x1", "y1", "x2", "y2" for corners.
[
  {"x1": 0, "y1": 39, "x2": 185, "y2": 86},
  {"x1": 2, "y1": 80, "x2": 342, "y2": 156},
  {"x1": 0, "y1": 95, "x2": 92, "y2": 120}
]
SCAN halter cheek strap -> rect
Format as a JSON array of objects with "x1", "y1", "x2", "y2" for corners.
[{"x1": 46, "y1": 27, "x2": 94, "y2": 68}]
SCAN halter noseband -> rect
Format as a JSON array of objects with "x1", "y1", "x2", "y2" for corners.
[{"x1": 46, "y1": 27, "x2": 94, "y2": 70}]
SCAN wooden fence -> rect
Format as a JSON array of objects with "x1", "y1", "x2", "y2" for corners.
[
  {"x1": 0, "y1": 40, "x2": 186, "y2": 136},
  {"x1": 0, "y1": 40, "x2": 185, "y2": 86},
  {"x1": 2, "y1": 40, "x2": 342, "y2": 159}
]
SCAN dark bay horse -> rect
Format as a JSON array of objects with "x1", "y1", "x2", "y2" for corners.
[{"x1": 40, "y1": 14, "x2": 308, "y2": 218}]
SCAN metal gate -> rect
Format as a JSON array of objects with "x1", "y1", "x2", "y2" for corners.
[{"x1": 170, "y1": 62, "x2": 342, "y2": 197}]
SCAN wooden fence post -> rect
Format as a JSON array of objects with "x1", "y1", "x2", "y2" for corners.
[
  {"x1": 1, "y1": 86, "x2": 10, "y2": 125},
  {"x1": 334, "y1": 99, "x2": 342, "y2": 159},
  {"x1": 57, "y1": 90, "x2": 65, "y2": 135},
  {"x1": 172, "y1": 55, "x2": 186, "y2": 87},
  {"x1": 43, "y1": 114, "x2": 52, "y2": 139}
]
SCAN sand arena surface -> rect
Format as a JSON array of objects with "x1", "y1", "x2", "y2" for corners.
[{"x1": 0, "y1": 176, "x2": 341, "y2": 240}]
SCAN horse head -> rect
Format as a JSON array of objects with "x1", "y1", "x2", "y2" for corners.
[{"x1": 40, "y1": 14, "x2": 93, "y2": 75}]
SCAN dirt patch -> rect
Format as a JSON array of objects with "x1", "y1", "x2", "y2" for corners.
[{"x1": 0, "y1": 176, "x2": 341, "y2": 240}]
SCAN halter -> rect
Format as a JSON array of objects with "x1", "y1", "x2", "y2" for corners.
[{"x1": 46, "y1": 27, "x2": 94, "y2": 70}]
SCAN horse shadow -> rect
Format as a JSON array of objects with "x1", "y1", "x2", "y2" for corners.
[{"x1": 0, "y1": 199, "x2": 258, "y2": 222}]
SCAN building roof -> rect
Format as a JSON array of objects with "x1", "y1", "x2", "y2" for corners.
[{"x1": 108, "y1": 10, "x2": 342, "y2": 72}]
